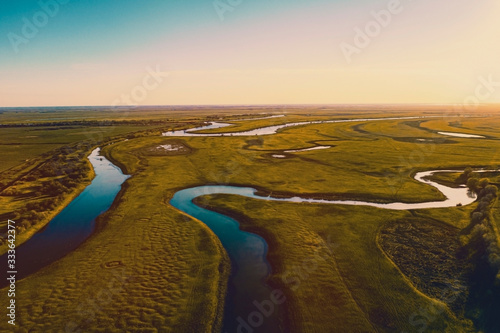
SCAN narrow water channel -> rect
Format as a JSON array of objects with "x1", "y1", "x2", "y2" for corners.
[
  {"x1": 170, "y1": 186, "x2": 285, "y2": 333},
  {"x1": 162, "y1": 116, "x2": 431, "y2": 137},
  {"x1": 0, "y1": 148, "x2": 129, "y2": 287}
]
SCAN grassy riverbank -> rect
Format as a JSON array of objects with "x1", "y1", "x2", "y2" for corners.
[
  {"x1": 0, "y1": 158, "x2": 94, "y2": 256},
  {"x1": 0, "y1": 150, "x2": 230, "y2": 332},
  {"x1": 194, "y1": 194, "x2": 477, "y2": 332}
]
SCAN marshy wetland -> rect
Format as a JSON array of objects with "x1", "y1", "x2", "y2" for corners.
[{"x1": 1, "y1": 106, "x2": 500, "y2": 332}]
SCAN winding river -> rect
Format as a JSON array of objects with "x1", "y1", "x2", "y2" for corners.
[
  {"x1": 2, "y1": 116, "x2": 490, "y2": 331},
  {"x1": 170, "y1": 170, "x2": 482, "y2": 332},
  {"x1": 171, "y1": 186, "x2": 284, "y2": 332},
  {"x1": 162, "y1": 116, "x2": 430, "y2": 137},
  {"x1": 0, "y1": 148, "x2": 129, "y2": 287},
  {"x1": 163, "y1": 116, "x2": 488, "y2": 331}
]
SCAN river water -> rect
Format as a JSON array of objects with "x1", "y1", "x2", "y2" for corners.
[
  {"x1": 0, "y1": 148, "x2": 129, "y2": 287},
  {"x1": 162, "y1": 116, "x2": 429, "y2": 137},
  {"x1": 171, "y1": 186, "x2": 285, "y2": 332},
  {"x1": 438, "y1": 131, "x2": 485, "y2": 138}
]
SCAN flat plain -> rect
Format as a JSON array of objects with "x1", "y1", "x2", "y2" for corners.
[{"x1": 0, "y1": 105, "x2": 499, "y2": 332}]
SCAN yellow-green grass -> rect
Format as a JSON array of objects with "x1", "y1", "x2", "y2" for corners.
[
  {"x1": 173, "y1": 116, "x2": 500, "y2": 204},
  {"x1": 0, "y1": 123, "x2": 188, "y2": 254},
  {"x1": 0, "y1": 161, "x2": 229, "y2": 332},
  {"x1": 0, "y1": 107, "x2": 313, "y2": 125},
  {"x1": 0, "y1": 161, "x2": 94, "y2": 256},
  {"x1": 190, "y1": 113, "x2": 377, "y2": 135},
  {"x1": 0, "y1": 105, "x2": 463, "y2": 124},
  {"x1": 353, "y1": 119, "x2": 446, "y2": 139},
  {"x1": 0, "y1": 108, "x2": 206, "y2": 124},
  {"x1": 1, "y1": 109, "x2": 500, "y2": 331},
  {"x1": 194, "y1": 193, "x2": 476, "y2": 332},
  {"x1": 82, "y1": 115, "x2": 500, "y2": 331},
  {"x1": 428, "y1": 171, "x2": 500, "y2": 191},
  {"x1": 419, "y1": 118, "x2": 500, "y2": 139},
  {"x1": 190, "y1": 111, "x2": 468, "y2": 136},
  {"x1": 0, "y1": 107, "x2": 299, "y2": 124},
  {"x1": 0, "y1": 125, "x2": 155, "y2": 172}
]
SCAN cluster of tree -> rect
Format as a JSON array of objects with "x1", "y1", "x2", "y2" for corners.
[
  {"x1": 205, "y1": 114, "x2": 224, "y2": 120},
  {"x1": 0, "y1": 119, "x2": 175, "y2": 128},
  {"x1": 0, "y1": 143, "x2": 93, "y2": 238},
  {"x1": 457, "y1": 167, "x2": 498, "y2": 199},
  {"x1": 458, "y1": 168, "x2": 500, "y2": 271},
  {"x1": 461, "y1": 188, "x2": 500, "y2": 274},
  {"x1": 458, "y1": 168, "x2": 500, "y2": 330}
]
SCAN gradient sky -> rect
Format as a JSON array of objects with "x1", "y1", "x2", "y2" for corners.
[{"x1": 1, "y1": 0, "x2": 499, "y2": 107}]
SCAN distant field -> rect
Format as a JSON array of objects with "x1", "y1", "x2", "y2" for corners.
[
  {"x1": 0, "y1": 104, "x2": 473, "y2": 124},
  {"x1": 0, "y1": 125, "x2": 155, "y2": 172}
]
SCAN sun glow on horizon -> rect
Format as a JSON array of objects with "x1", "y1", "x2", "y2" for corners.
[{"x1": 0, "y1": 0, "x2": 499, "y2": 107}]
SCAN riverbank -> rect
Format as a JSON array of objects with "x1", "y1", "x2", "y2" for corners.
[
  {"x1": 0, "y1": 179, "x2": 230, "y2": 332},
  {"x1": 0, "y1": 149, "x2": 96, "y2": 256},
  {"x1": 171, "y1": 166, "x2": 477, "y2": 331},
  {"x1": 212, "y1": 242, "x2": 231, "y2": 333},
  {"x1": 186, "y1": 169, "x2": 480, "y2": 330},
  {"x1": 192, "y1": 196, "x2": 293, "y2": 332},
  {"x1": 91, "y1": 170, "x2": 232, "y2": 332},
  {"x1": 170, "y1": 168, "x2": 482, "y2": 213},
  {"x1": 100, "y1": 138, "x2": 237, "y2": 332},
  {"x1": 193, "y1": 194, "x2": 381, "y2": 332},
  {"x1": 162, "y1": 115, "x2": 431, "y2": 137},
  {"x1": 193, "y1": 193, "x2": 476, "y2": 332}
]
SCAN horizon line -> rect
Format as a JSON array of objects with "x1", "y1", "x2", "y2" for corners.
[{"x1": 1, "y1": 103, "x2": 500, "y2": 110}]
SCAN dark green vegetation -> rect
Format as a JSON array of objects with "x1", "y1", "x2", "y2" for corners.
[
  {"x1": 457, "y1": 170, "x2": 500, "y2": 332},
  {"x1": 0, "y1": 106, "x2": 500, "y2": 332},
  {"x1": 0, "y1": 124, "x2": 156, "y2": 172},
  {"x1": 0, "y1": 142, "x2": 94, "y2": 252},
  {"x1": 379, "y1": 217, "x2": 469, "y2": 314}
]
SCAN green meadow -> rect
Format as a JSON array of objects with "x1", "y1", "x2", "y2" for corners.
[{"x1": 0, "y1": 107, "x2": 499, "y2": 332}]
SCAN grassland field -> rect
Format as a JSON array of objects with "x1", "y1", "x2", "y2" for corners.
[{"x1": 0, "y1": 106, "x2": 499, "y2": 332}]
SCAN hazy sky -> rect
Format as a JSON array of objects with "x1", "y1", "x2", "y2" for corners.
[{"x1": 1, "y1": 0, "x2": 499, "y2": 107}]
